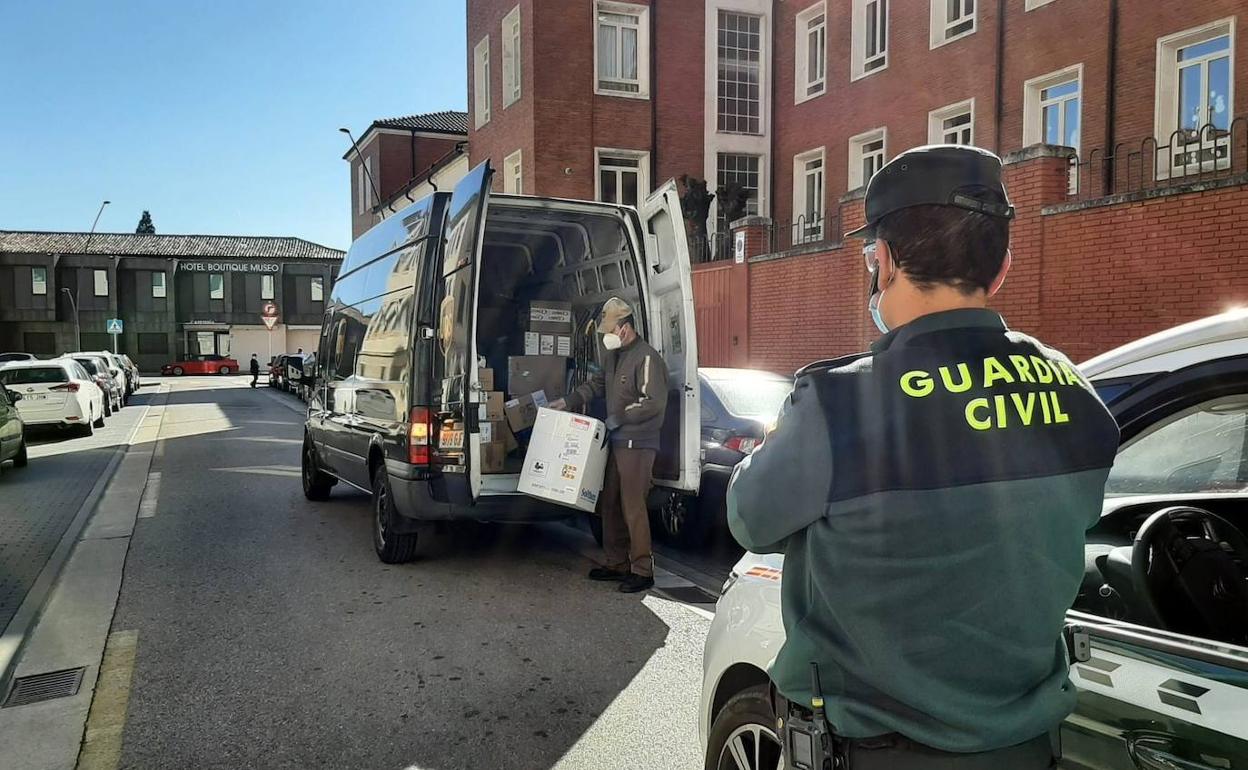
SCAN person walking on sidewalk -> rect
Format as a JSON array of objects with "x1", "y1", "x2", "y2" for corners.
[
  {"x1": 551, "y1": 297, "x2": 668, "y2": 594},
  {"x1": 249, "y1": 353, "x2": 260, "y2": 388}
]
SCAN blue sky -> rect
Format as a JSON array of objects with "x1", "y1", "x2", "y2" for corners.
[{"x1": 0, "y1": 0, "x2": 466, "y2": 250}]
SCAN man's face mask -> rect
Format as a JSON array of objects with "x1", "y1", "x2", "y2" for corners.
[{"x1": 602, "y1": 324, "x2": 623, "y2": 350}]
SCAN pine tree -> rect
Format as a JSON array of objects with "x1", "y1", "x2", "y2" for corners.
[{"x1": 135, "y1": 211, "x2": 156, "y2": 234}]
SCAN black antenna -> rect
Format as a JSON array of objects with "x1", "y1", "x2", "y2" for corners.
[
  {"x1": 339, "y1": 127, "x2": 382, "y2": 213},
  {"x1": 810, "y1": 662, "x2": 826, "y2": 719}
]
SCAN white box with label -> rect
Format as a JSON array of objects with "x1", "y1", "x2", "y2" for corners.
[{"x1": 518, "y1": 407, "x2": 609, "y2": 513}]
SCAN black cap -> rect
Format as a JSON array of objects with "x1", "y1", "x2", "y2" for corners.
[{"x1": 845, "y1": 144, "x2": 1015, "y2": 240}]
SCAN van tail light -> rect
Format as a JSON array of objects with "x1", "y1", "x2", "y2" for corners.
[
  {"x1": 409, "y1": 407, "x2": 432, "y2": 466},
  {"x1": 50, "y1": 382, "x2": 80, "y2": 393},
  {"x1": 723, "y1": 435, "x2": 758, "y2": 455}
]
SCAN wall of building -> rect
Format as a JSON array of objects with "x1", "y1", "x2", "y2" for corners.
[{"x1": 468, "y1": 0, "x2": 537, "y2": 193}]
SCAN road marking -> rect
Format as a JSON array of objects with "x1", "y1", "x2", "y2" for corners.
[
  {"x1": 136, "y1": 471, "x2": 161, "y2": 519},
  {"x1": 75, "y1": 630, "x2": 138, "y2": 770},
  {"x1": 213, "y1": 464, "x2": 301, "y2": 478}
]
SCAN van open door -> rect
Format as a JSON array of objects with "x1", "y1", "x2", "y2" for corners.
[
  {"x1": 434, "y1": 162, "x2": 492, "y2": 503},
  {"x1": 639, "y1": 180, "x2": 702, "y2": 493}
]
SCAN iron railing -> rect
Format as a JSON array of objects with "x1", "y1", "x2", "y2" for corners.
[{"x1": 689, "y1": 210, "x2": 839, "y2": 264}]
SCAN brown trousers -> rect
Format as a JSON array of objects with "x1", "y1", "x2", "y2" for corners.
[{"x1": 599, "y1": 446, "x2": 656, "y2": 578}]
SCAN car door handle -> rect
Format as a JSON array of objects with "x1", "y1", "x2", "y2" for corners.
[{"x1": 1129, "y1": 735, "x2": 1219, "y2": 770}]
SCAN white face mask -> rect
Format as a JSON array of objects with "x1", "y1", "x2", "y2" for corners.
[{"x1": 602, "y1": 332, "x2": 623, "y2": 351}]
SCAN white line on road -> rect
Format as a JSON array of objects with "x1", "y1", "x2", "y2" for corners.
[{"x1": 136, "y1": 471, "x2": 161, "y2": 519}]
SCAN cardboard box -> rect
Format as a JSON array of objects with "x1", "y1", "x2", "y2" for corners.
[
  {"x1": 518, "y1": 408, "x2": 610, "y2": 513},
  {"x1": 508, "y1": 356, "x2": 567, "y2": 399},
  {"x1": 480, "y1": 440, "x2": 506, "y2": 473},
  {"x1": 525, "y1": 300, "x2": 574, "y2": 334},
  {"x1": 478, "y1": 367, "x2": 495, "y2": 391},
  {"x1": 502, "y1": 420, "x2": 519, "y2": 453},
  {"x1": 477, "y1": 391, "x2": 505, "y2": 422},
  {"x1": 504, "y1": 390, "x2": 548, "y2": 433}
]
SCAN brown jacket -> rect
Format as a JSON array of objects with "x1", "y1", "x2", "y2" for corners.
[{"x1": 565, "y1": 337, "x2": 668, "y2": 446}]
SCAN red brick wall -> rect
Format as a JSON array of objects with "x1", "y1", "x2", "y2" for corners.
[
  {"x1": 655, "y1": 0, "x2": 705, "y2": 186},
  {"x1": 468, "y1": 0, "x2": 536, "y2": 193}
]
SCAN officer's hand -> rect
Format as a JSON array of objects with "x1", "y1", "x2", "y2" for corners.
[{"x1": 548, "y1": 398, "x2": 567, "y2": 411}]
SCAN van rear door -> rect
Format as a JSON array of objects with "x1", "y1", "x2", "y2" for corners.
[
  {"x1": 433, "y1": 162, "x2": 492, "y2": 503},
  {"x1": 639, "y1": 180, "x2": 702, "y2": 493}
]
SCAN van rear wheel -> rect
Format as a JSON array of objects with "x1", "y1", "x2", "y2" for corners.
[{"x1": 372, "y1": 464, "x2": 419, "y2": 563}]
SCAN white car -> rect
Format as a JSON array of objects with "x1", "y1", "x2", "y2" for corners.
[
  {"x1": 0, "y1": 359, "x2": 107, "y2": 436},
  {"x1": 701, "y1": 313, "x2": 1248, "y2": 769},
  {"x1": 68, "y1": 350, "x2": 129, "y2": 407}
]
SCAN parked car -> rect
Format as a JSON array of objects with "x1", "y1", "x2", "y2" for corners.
[
  {"x1": 0, "y1": 385, "x2": 29, "y2": 469},
  {"x1": 63, "y1": 354, "x2": 122, "y2": 416},
  {"x1": 301, "y1": 162, "x2": 699, "y2": 564},
  {"x1": 0, "y1": 359, "x2": 106, "y2": 435},
  {"x1": 0, "y1": 352, "x2": 36, "y2": 363},
  {"x1": 117, "y1": 353, "x2": 141, "y2": 395},
  {"x1": 647, "y1": 368, "x2": 793, "y2": 548},
  {"x1": 296, "y1": 352, "x2": 316, "y2": 401},
  {"x1": 66, "y1": 350, "x2": 129, "y2": 407},
  {"x1": 284, "y1": 353, "x2": 308, "y2": 393},
  {"x1": 700, "y1": 323, "x2": 1248, "y2": 770},
  {"x1": 268, "y1": 355, "x2": 288, "y2": 388},
  {"x1": 160, "y1": 354, "x2": 240, "y2": 376}
]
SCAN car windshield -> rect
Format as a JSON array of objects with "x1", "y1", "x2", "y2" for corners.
[
  {"x1": 704, "y1": 373, "x2": 794, "y2": 421},
  {"x1": 0, "y1": 366, "x2": 69, "y2": 385},
  {"x1": 73, "y1": 358, "x2": 101, "y2": 375},
  {"x1": 1105, "y1": 394, "x2": 1248, "y2": 496}
]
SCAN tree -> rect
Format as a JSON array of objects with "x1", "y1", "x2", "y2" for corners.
[
  {"x1": 135, "y1": 211, "x2": 156, "y2": 234},
  {"x1": 679, "y1": 175, "x2": 714, "y2": 261},
  {"x1": 716, "y1": 182, "x2": 753, "y2": 227}
]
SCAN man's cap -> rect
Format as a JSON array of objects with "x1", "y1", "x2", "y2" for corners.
[
  {"x1": 597, "y1": 297, "x2": 634, "y2": 333},
  {"x1": 845, "y1": 145, "x2": 1015, "y2": 240}
]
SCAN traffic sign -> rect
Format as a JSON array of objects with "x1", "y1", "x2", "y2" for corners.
[
  {"x1": 106, "y1": 318, "x2": 124, "y2": 335},
  {"x1": 261, "y1": 302, "x2": 279, "y2": 331},
  {"x1": 263, "y1": 316, "x2": 278, "y2": 330}
]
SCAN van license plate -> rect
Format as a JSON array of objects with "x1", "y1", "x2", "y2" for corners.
[{"x1": 441, "y1": 429, "x2": 464, "y2": 450}]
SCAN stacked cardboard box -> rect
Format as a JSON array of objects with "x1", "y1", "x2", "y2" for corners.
[{"x1": 504, "y1": 390, "x2": 548, "y2": 433}]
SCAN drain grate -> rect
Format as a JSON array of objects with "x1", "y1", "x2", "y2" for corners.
[
  {"x1": 3, "y1": 667, "x2": 86, "y2": 708},
  {"x1": 657, "y1": 585, "x2": 718, "y2": 605}
]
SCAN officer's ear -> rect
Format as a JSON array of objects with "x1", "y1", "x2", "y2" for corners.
[
  {"x1": 987, "y1": 249, "x2": 1012, "y2": 297},
  {"x1": 876, "y1": 239, "x2": 897, "y2": 285}
]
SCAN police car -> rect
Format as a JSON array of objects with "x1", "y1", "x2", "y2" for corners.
[{"x1": 701, "y1": 310, "x2": 1248, "y2": 770}]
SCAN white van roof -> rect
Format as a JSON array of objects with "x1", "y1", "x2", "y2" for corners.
[{"x1": 1080, "y1": 308, "x2": 1248, "y2": 381}]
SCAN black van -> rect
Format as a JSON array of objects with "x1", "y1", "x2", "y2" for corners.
[{"x1": 301, "y1": 162, "x2": 701, "y2": 563}]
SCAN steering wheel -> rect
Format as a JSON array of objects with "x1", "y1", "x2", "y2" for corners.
[{"x1": 1131, "y1": 506, "x2": 1248, "y2": 643}]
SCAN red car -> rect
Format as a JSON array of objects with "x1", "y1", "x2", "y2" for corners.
[{"x1": 160, "y1": 354, "x2": 240, "y2": 376}]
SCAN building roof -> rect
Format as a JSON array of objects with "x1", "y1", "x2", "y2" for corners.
[
  {"x1": 372, "y1": 110, "x2": 468, "y2": 136},
  {"x1": 0, "y1": 231, "x2": 345, "y2": 260}
]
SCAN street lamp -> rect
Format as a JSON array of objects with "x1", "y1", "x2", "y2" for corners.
[
  {"x1": 61, "y1": 288, "x2": 81, "y2": 351},
  {"x1": 84, "y1": 200, "x2": 110, "y2": 253},
  {"x1": 339, "y1": 128, "x2": 382, "y2": 213}
]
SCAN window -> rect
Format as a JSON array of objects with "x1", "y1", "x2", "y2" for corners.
[
  {"x1": 1024, "y1": 65, "x2": 1082, "y2": 190},
  {"x1": 209, "y1": 273, "x2": 224, "y2": 300},
  {"x1": 93, "y1": 269, "x2": 108, "y2": 297},
  {"x1": 311, "y1": 276, "x2": 324, "y2": 302},
  {"x1": 356, "y1": 158, "x2": 375, "y2": 215},
  {"x1": 931, "y1": 0, "x2": 975, "y2": 47},
  {"x1": 1025, "y1": 0, "x2": 1056, "y2": 8},
  {"x1": 261, "y1": 274, "x2": 274, "y2": 300},
  {"x1": 474, "y1": 36, "x2": 491, "y2": 128},
  {"x1": 503, "y1": 149, "x2": 523, "y2": 194},
  {"x1": 1156, "y1": 20, "x2": 1234, "y2": 178},
  {"x1": 138, "y1": 333, "x2": 168, "y2": 355},
  {"x1": 31, "y1": 266, "x2": 47, "y2": 295},
  {"x1": 716, "y1": 153, "x2": 762, "y2": 231},
  {"x1": 793, "y1": 148, "x2": 826, "y2": 242},
  {"x1": 929, "y1": 99, "x2": 975, "y2": 145},
  {"x1": 596, "y1": 149, "x2": 650, "y2": 207},
  {"x1": 852, "y1": 0, "x2": 888, "y2": 79},
  {"x1": 794, "y1": 3, "x2": 826, "y2": 102},
  {"x1": 848, "y1": 128, "x2": 887, "y2": 189},
  {"x1": 596, "y1": 2, "x2": 649, "y2": 97},
  {"x1": 718, "y1": 11, "x2": 763, "y2": 134},
  {"x1": 502, "y1": 6, "x2": 521, "y2": 107},
  {"x1": 152, "y1": 271, "x2": 167, "y2": 298}
]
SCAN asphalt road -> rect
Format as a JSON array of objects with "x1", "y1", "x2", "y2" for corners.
[{"x1": 110, "y1": 377, "x2": 720, "y2": 770}]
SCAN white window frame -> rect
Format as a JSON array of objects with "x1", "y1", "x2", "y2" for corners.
[
  {"x1": 792, "y1": 147, "x2": 826, "y2": 243},
  {"x1": 794, "y1": 2, "x2": 826, "y2": 104},
  {"x1": 595, "y1": 2, "x2": 650, "y2": 99},
  {"x1": 93, "y1": 269, "x2": 108, "y2": 297},
  {"x1": 595, "y1": 148, "x2": 651, "y2": 207},
  {"x1": 852, "y1": 0, "x2": 888, "y2": 81},
  {"x1": 1025, "y1": 0, "x2": 1056, "y2": 9},
  {"x1": 718, "y1": 9, "x2": 765, "y2": 135},
  {"x1": 503, "y1": 149, "x2": 524, "y2": 194},
  {"x1": 929, "y1": 99, "x2": 976, "y2": 146},
  {"x1": 260, "y1": 274, "x2": 274, "y2": 301},
  {"x1": 209, "y1": 273, "x2": 224, "y2": 301},
  {"x1": 848, "y1": 128, "x2": 887, "y2": 190},
  {"x1": 31, "y1": 266, "x2": 47, "y2": 296},
  {"x1": 1155, "y1": 18, "x2": 1236, "y2": 180},
  {"x1": 311, "y1": 277, "x2": 323, "y2": 302},
  {"x1": 930, "y1": 0, "x2": 976, "y2": 49},
  {"x1": 474, "y1": 35, "x2": 491, "y2": 128},
  {"x1": 152, "y1": 271, "x2": 167, "y2": 299},
  {"x1": 502, "y1": 6, "x2": 522, "y2": 108}
]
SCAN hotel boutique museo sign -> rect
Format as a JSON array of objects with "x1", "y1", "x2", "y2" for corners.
[{"x1": 180, "y1": 262, "x2": 280, "y2": 273}]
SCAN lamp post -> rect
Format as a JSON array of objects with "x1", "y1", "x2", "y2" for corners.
[
  {"x1": 83, "y1": 200, "x2": 110, "y2": 253},
  {"x1": 61, "y1": 288, "x2": 81, "y2": 351},
  {"x1": 339, "y1": 128, "x2": 382, "y2": 215}
]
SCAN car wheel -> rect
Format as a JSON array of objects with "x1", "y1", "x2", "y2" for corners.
[
  {"x1": 301, "y1": 436, "x2": 335, "y2": 501},
  {"x1": 103, "y1": 398, "x2": 112, "y2": 418},
  {"x1": 13, "y1": 437, "x2": 28, "y2": 468},
  {"x1": 372, "y1": 464, "x2": 419, "y2": 564},
  {"x1": 172, "y1": 366, "x2": 184, "y2": 376},
  {"x1": 704, "y1": 685, "x2": 781, "y2": 770},
  {"x1": 218, "y1": 366, "x2": 231, "y2": 375},
  {"x1": 587, "y1": 513, "x2": 604, "y2": 547},
  {"x1": 92, "y1": 405, "x2": 105, "y2": 428},
  {"x1": 658, "y1": 490, "x2": 709, "y2": 549},
  {"x1": 80, "y1": 411, "x2": 95, "y2": 436}
]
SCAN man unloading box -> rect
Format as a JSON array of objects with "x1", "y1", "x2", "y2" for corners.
[{"x1": 551, "y1": 297, "x2": 667, "y2": 594}]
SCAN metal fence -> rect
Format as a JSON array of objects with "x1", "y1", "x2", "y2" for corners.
[{"x1": 689, "y1": 209, "x2": 839, "y2": 264}]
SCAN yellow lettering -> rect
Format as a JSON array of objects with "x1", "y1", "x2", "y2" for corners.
[
  {"x1": 900, "y1": 370, "x2": 935, "y2": 398},
  {"x1": 1010, "y1": 392, "x2": 1037, "y2": 426},
  {"x1": 938, "y1": 363, "x2": 974, "y2": 393},
  {"x1": 1009, "y1": 355, "x2": 1037, "y2": 384},
  {"x1": 1040, "y1": 389, "x2": 1053, "y2": 422},
  {"x1": 1030, "y1": 356, "x2": 1055, "y2": 384},
  {"x1": 983, "y1": 357, "x2": 1016, "y2": 387},
  {"x1": 1051, "y1": 391, "x2": 1070, "y2": 424},
  {"x1": 966, "y1": 398, "x2": 993, "y2": 430},
  {"x1": 1059, "y1": 362, "x2": 1082, "y2": 389},
  {"x1": 993, "y1": 395, "x2": 1008, "y2": 428}
]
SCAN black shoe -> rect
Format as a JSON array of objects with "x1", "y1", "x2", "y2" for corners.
[
  {"x1": 588, "y1": 567, "x2": 628, "y2": 582},
  {"x1": 618, "y1": 574, "x2": 654, "y2": 593}
]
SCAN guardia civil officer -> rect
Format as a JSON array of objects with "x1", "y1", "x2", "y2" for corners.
[{"x1": 727, "y1": 145, "x2": 1120, "y2": 769}]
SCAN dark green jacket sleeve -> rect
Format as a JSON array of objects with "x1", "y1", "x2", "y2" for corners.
[{"x1": 727, "y1": 376, "x2": 834, "y2": 553}]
